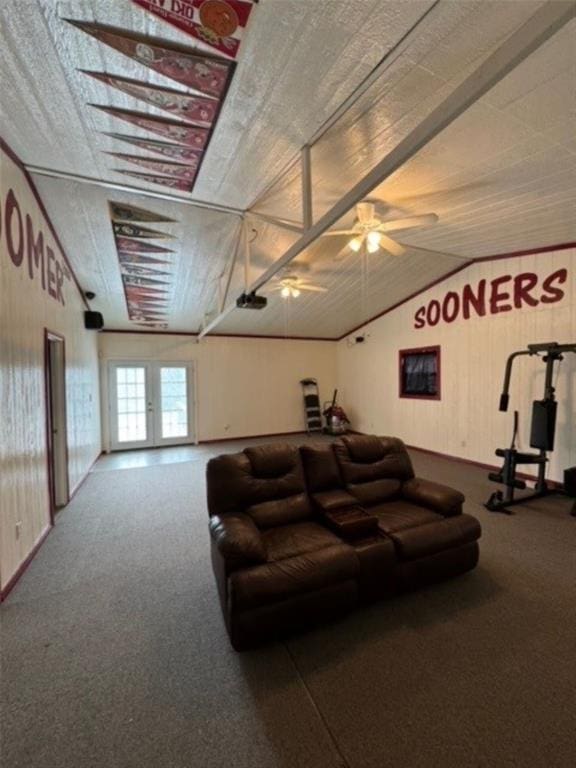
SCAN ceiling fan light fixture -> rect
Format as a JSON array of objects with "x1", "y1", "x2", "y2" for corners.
[
  {"x1": 367, "y1": 231, "x2": 381, "y2": 248},
  {"x1": 281, "y1": 286, "x2": 290, "y2": 298},
  {"x1": 349, "y1": 236, "x2": 362, "y2": 252},
  {"x1": 292, "y1": 288, "x2": 301, "y2": 298}
]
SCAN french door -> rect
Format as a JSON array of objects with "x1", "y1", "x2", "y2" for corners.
[{"x1": 108, "y1": 362, "x2": 195, "y2": 451}]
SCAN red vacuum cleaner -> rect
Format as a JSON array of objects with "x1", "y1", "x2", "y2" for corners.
[{"x1": 323, "y1": 389, "x2": 349, "y2": 435}]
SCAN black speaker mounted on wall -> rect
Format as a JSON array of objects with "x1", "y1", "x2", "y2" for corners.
[{"x1": 84, "y1": 311, "x2": 104, "y2": 330}]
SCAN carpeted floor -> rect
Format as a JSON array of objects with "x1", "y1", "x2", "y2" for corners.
[{"x1": 1, "y1": 438, "x2": 575, "y2": 768}]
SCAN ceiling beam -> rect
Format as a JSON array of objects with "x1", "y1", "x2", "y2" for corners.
[
  {"x1": 26, "y1": 165, "x2": 243, "y2": 217},
  {"x1": 199, "y1": 0, "x2": 575, "y2": 338}
]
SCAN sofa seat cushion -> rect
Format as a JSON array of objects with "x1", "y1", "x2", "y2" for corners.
[
  {"x1": 347, "y1": 479, "x2": 402, "y2": 506},
  {"x1": 262, "y1": 521, "x2": 343, "y2": 562},
  {"x1": 229, "y1": 544, "x2": 358, "y2": 610},
  {"x1": 372, "y1": 500, "x2": 440, "y2": 533},
  {"x1": 384, "y1": 513, "x2": 481, "y2": 561}
]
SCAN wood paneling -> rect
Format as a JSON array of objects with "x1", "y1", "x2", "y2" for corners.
[
  {"x1": 0, "y1": 145, "x2": 101, "y2": 592},
  {"x1": 337, "y1": 248, "x2": 576, "y2": 482}
]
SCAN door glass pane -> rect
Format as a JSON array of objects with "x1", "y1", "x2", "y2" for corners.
[
  {"x1": 116, "y1": 367, "x2": 147, "y2": 442},
  {"x1": 160, "y1": 367, "x2": 188, "y2": 439}
]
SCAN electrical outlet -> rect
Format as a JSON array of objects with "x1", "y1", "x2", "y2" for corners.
[{"x1": 15, "y1": 521, "x2": 22, "y2": 540}]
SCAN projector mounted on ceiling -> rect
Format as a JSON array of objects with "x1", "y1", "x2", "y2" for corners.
[{"x1": 236, "y1": 291, "x2": 268, "y2": 310}]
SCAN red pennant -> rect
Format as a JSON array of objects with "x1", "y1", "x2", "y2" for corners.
[
  {"x1": 115, "y1": 170, "x2": 192, "y2": 192},
  {"x1": 108, "y1": 153, "x2": 199, "y2": 180},
  {"x1": 82, "y1": 71, "x2": 218, "y2": 127},
  {"x1": 66, "y1": 20, "x2": 233, "y2": 97},
  {"x1": 116, "y1": 237, "x2": 174, "y2": 254},
  {"x1": 132, "y1": 0, "x2": 255, "y2": 60},
  {"x1": 103, "y1": 134, "x2": 203, "y2": 164},
  {"x1": 91, "y1": 105, "x2": 209, "y2": 148}
]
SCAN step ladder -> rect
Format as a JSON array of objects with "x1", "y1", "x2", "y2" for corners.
[{"x1": 300, "y1": 378, "x2": 323, "y2": 434}]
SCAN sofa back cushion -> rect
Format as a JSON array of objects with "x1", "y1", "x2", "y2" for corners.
[
  {"x1": 300, "y1": 444, "x2": 342, "y2": 492},
  {"x1": 334, "y1": 435, "x2": 414, "y2": 505},
  {"x1": 206, "y1": 444, "x2": 312, "y2": 527}
]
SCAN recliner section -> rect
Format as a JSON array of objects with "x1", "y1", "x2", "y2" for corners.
[{"x1": 207, "y1": 435, "x2": 481, "y2": 649}]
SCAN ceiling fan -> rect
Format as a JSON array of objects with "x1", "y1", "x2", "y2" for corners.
[
  {"x1": 265, "y1": 273, "x2": 328, "y2": 299},
  {"x1": 322, "y1": 201, "x2": 438, "y2": 256}
]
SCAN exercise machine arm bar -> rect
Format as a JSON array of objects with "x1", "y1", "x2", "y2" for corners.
[
  {"x1": 499, "y1": 350, "x2": 531, "y2": 412},
  {"x1": 499, "y1": 343, "x2": 576, "y2": 411}
]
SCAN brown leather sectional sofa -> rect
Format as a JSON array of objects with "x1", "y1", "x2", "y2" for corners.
[{"x1": 207, "y1": 434, "x2": 481, "y2": 650}]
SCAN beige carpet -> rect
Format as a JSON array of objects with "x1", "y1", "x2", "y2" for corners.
[{"x1": 1, "y1": 438, "x2": 575, "y2": 768}]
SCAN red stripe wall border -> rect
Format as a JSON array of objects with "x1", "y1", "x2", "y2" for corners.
[{"x1": 0, "y1": 137, "x2": 90, "y2": 310}]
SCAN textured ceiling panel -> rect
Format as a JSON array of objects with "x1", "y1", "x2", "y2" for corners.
[
  {"x1": 0, "y1": 0, "x2": 435, "y2": 206},
  {"x1": 1, "y1": 1, "x2": 574, "y2": 338}
]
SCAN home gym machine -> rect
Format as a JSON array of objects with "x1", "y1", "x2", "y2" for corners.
[{"x1": 485, "y1": 342, "x2": 576, "y2": 515}]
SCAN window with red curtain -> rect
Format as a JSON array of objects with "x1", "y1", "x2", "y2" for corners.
[{"x1": 399, "y1": 346, "x2": 441, "y2": 400}]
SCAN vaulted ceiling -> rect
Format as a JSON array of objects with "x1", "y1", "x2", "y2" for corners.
[{"x1": 1, "y1": 0, "x2": 574, "y2": 337}]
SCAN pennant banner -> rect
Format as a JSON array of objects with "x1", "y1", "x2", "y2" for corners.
[
  {"x1": 82, "y1": 71, "x2": 218, "y2": 127},
  {"x1": 66, "y1": 20, "x2": 233, "y2": 97},
  {"x1": 109, "y1": 200, "x2": 175, "y2": 223},
  {"x1": 118, "y1": 252, "x2": 172, "y2": 266},
  {"x1": 103, "y1": 134, "x2": 204, "y2": 163},
  {"x1": 132, "y1": 0, "x2": 255, "y2": 60},
  {"x1": 122, "y1": 274, "x2": 171, "y2": 287},
  {"x1": 108, "y1": 153, "x2": 199, "y2": 180},
  {"x1": 116, "y1": 237, "x2": 174, "y2": 254},
  {"x1": 112, "y1": 221, "x2": 174, "y2": 239},
  {"x1": 92, "y1": 105, "x2": 209, "y2": 148},
  {"x1": 120, "y1": 264, "x2": 172, "y2": 277},
  {"x1": 115, "y1": 170, "x2": 191, "y2": 192}
]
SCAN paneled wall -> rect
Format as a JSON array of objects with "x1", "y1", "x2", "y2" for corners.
[
  {"x1": 98, "y1": 333, "x2": 337, "y2": 448},
  {"x1": 0, "y1": 142, "x2": 101, "y2": 594},
  {"x1": 337, "y1": 247, "x2": 575, "y2": 482}
]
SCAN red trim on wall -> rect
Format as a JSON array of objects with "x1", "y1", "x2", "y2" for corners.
[
  {"x1": 398, "y1": 345, "x2": 441, "y2": 401},
  {"x1": 0, "y1": 137, "x2": 90, "y2": 310},
  {"x1": 337, "y1": 241, "x2": 575, "y2": 341},
  {"x1": 100, "y1": 329, "x2": 337, "y2": 341},
  {"x1": 0, "y1": 525, "x2": 51, "y2": 603},
  {"x1": 473, "y1": 241, "x2": 576, "y2": 264}
]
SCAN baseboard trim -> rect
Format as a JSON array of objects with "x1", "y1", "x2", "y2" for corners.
[
  {"x1": 405, "y1": 443, "x2": 563, "y2": 488},
  {"x1": 0, "y1": 524, "x2": 52, "y2": 603},
  {"x1": 199, "y1": 430, "x2": 309, "y2": 445},
  {"x1": 68, "y1": 450, "x2": 103, "y2": 502}
]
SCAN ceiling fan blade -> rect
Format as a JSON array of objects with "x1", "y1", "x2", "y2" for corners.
[
  {"x1": 321, "y1": 229, "x2": 358, "y2": 236},
  {"x1": 378, "y1": 234, "x2": 406, "y2": 256},
  {"x1": 377, "y1": 213, "x2": 438, "y2": 232},
  {"x1": 300, "y1": 285, "x2": 328, "y2": 293}
]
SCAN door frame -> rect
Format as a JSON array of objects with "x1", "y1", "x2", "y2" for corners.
[
  {"x1": 107, "y1": 360, "x2": 197, "y2": 451},
  {"x1": 44, "y1": 329, "x2": 70, "y2": 522}
]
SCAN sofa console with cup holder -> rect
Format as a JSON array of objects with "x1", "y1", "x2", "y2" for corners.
[{"x1": 206, "y1": 434, "x2": 481, "y2": 650}]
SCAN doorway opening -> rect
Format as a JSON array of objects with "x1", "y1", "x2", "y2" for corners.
[
  {"x1": 44, "y1": 330, "x2": 69, "y2": 521},
  {"x1": 108, "y1": 361, "x2": 196, "y2": 451}
]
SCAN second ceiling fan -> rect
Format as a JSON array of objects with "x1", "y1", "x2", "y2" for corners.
[{"x1": 322, "y1": 201, "x2": 438, "y2": 256}]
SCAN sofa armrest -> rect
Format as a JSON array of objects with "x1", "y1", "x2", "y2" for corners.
[
  {"x1": 401, "y1": 478, "x2": 465, "y2": 517},
  {"x1": 209, "y1": 514, "x2": 267, "y2": 570}
]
